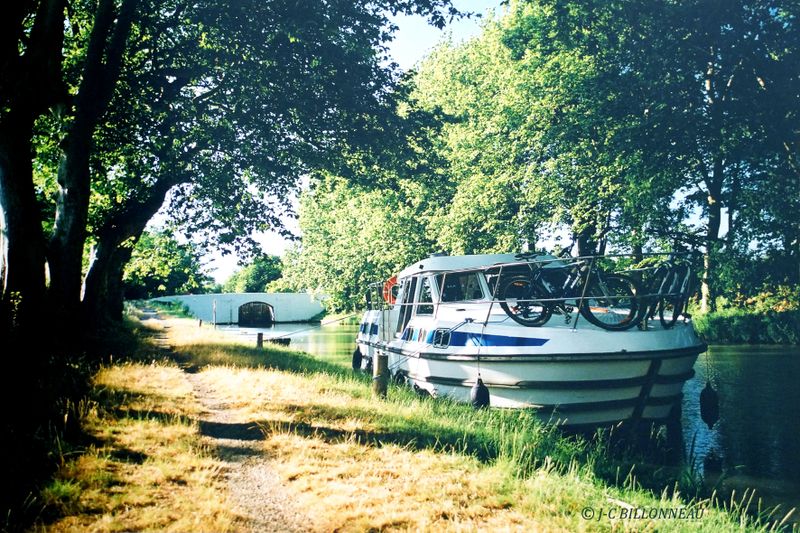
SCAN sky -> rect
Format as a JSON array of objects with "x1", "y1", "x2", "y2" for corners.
[{"x1": 203, "y1": 0, "x2": 504, "y2": 283}]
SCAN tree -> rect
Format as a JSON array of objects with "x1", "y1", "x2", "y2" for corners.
[
  {"x1": 122, "y1": 230, "x2": 211, "y2": 299},
  {"x1": 500, "y1": 0, "x2": 800, "y2": 310},
  {"x1": 223, "y1": 255, "x2": 283, "y2": 293},
  {"x1": 413, "y1": 0, "x2": 800, "y2": 310},
  {"x1": 282, "y1": 1, "x2": 800, "y2": 309},
  {"x1": 1, "y1": 0, "x2": 463, "y2": 342},
  {"x1": 413, "y1": 13, "x2": 646, "y2": 257},
  {"x1": 278, "y1": 173, "x2": 434, "y2": 310}
]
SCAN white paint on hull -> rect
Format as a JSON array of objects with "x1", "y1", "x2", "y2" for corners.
[{"x1": 357, "y1": 315, "x2": 704, "y2": 426}]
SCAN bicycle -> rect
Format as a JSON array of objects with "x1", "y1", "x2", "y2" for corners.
[
  {"x1": 633, "y1": 253, "x2": 696, "y2": 329},
  {"x1": 494, "y1": 254, "x2": 641, "y2": 331},
  {"x1": 656, "y1": 258, "x2": 696, "y2": 327}
]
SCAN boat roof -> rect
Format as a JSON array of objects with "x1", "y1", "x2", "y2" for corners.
[{"x1": 396, "y1": 253, "x2": 556, "y2": 279}]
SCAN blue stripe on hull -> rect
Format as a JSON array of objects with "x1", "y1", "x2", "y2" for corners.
[{"x1": 420, "y1": 330, "x2": 548, "y2": 347}]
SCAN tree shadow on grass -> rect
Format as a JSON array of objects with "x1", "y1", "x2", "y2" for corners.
[
  {"x1": 107, "y1": 446, "x2": 149, "y2": 464},
  {"x1": 199, "y1": 420, "x2": 263, "y2": 441},
  {"x1": 256, "y1": 401, "x2": 535, "y2": 466},
  {"x1": 164, "y1": 342, "x2": 590, "y2": 472},
  {"x1": 168, "y1": 342, "x2": 365, "y2": 382},
  {"x1": 94, "y1": 387, "x2": 195, "y2": 425}
]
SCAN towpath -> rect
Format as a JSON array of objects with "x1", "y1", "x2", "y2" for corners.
[{"x1": 140, "y1": 308, "x2": 310, "y2": 532}]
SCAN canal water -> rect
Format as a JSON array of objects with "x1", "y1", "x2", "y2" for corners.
[
  {"x1": 221, "y1": 321, "x2": 800, "y2": 512},
  {"x1": 682, "y1": 345, "x2": 800, "y2": 514}
]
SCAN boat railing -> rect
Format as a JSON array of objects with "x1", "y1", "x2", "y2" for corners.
[{"x1": 365, "y1": 251, "x2": 699, "y2": 330}]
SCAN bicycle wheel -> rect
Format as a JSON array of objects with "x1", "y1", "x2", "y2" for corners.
[
  {"x1": 658, "y1": 295, "x2": 683, "y2": 328},
  {"x1": 635, "y1": 265, "x2": 666, "y2": 324},
  {"x1": 658, "y1": 265, "x2": 688, "y2": 328},
  {"x1": 579, "y1": 273, "x2": 640, "y2": 331},
  {"x1": 498, "y1": 275, "x2": 552, "y2": 327}
]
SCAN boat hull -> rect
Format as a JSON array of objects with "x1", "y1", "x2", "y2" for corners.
[{"x1": 358, "y1": 319, "x2": 704, "y2": 427}]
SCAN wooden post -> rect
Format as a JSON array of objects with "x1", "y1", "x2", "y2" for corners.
[
  {"x1": 198, "y1": 319, "x2": 203, "y2": 328},
  {"x1": 257, "y1": 332, "x2": 263, "y2": 349},
  {"x1": 372, "y1": 351, "x2": 389, "y2": 398}
]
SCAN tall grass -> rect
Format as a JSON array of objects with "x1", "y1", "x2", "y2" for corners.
[
  {"x1": 33, "y1": 362, "x2": 233, "y2": 532},
  {"x1": 145, "y1": 299, "x2": 196, "y2": 319}
]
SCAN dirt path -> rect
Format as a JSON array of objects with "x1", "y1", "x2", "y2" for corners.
[
  {"x1": 186, "y1": 371, "x2": 310, "y2": 533},
  {"x1": 141, "y1": 308, "x2": 310, "y2": 532}
]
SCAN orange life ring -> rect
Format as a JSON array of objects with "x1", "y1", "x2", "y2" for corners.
[{"x1": 383, "y1": 275, "x2": 397, "y2": 304}]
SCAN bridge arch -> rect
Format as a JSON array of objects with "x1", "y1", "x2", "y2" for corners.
[{"x1": 238, "y1": 301, "x2": 274, "y2": 327}]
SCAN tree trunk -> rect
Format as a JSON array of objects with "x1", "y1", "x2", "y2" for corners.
[
  {"x1": 0, "y1": 118, "x2": 48, "y2": 334},
  {"x1": 701, "y1": 157, "x2": 724, "y2": 313},
  {"x1": 82, "y1": 174, "x2": 183, "y2": 331},
  {"x1": 47, "y1": 0, "x2": 138, "y2": 334},
  {"x1": 83, "y1": 239, "x2": 134, "y2": 328},
  {"x1": 0, "y1": 0, "x2": 66, "y2": 336},
  {"x1": 727, "y1": 168, "x2": 739, "y2": 248},
  {"x1": 631, "y1": 242, "x2": 643, "y2": 265},
  {"x1": 48, "y1": 137, "x2": 94, "y2": 332},
  {"x1": 575, "y1": 224, "x2": 598, "y2": 257}
]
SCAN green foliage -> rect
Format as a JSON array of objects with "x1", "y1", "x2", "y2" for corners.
[
  {"x1": 83, "y1": 0, "x2": 465, "y2": 257},
  {"x1": 277, "y1": 174, "x2": 434, "y2": 310},
  {"x1": 284, "y1": 0, "x2": 799, "y2": 316},
  {"x1": 693, "y1": 309, "x2": 800, "y2": 345},
  {"x1": 694, "y1": 283, "x2": 800, "y2": 344},
  {"x1": 123, "y1": 231, "x2": 211, "y2": 299},
  {"x1": 147, "y1": 300, "x2": 196, "y2": 319},
  {"x1": 40, "y1": 479, "x2": 82, "y2": 516},
  {"x1": 222, "y1": 255, "x2": 282, "y2": 293}
]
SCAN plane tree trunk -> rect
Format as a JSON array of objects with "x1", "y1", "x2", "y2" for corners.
[
  {"x1": 47, "y1": 0, "x2": 138, "y2": 338},
  {"x1": 0, "y1": 0, "x2": 66, "y2": 337},
  {"x1": 0, "y1": 116, "x2": 48, "y2": 335},
  {"x1": 83, "y1": 175, "x2": 184, "y2": 330}
]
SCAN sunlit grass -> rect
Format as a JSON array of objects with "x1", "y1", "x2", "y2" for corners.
[
  {"x1": 37, "y1": 362, "x2": 234, "y2": 532},
  {"x1": 163, "y1": 315, "x2": 792, "y2": 532},
  {"x1": 39, "y1": 311, "x2": 797, "y2": 532}
]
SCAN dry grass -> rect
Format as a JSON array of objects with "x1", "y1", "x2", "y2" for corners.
[
  {"x1": 37, "y1": 362, "x2": 235, "y2": 532},
  {"x1": 37, "y1": 313, "x2": 795, "y2": 532},
  {"x1": 267, "y1": 433, "x2": 538, "y2": 532},
  {"x1": 185, "y1": 348, "x2": 770, "y2": 531}
]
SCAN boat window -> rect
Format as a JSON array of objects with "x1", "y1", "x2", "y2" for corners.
[
  {"x1": 437, "y1": 272, "x2": 485, "y2": 302},
  {"x1": 432, "y1": 328, "x2": 451, "y2": 348},
  {"x1": 416, "y1": 277, "x2": 434, "y2": 315},
  {"x1": 396, "y1": 277, "x2": 417, "y2": 334}
]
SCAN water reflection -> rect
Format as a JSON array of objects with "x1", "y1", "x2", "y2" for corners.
[
  {"x1": 216, "y1": 321, "x2": 360, "y2": 368},
  {"x1": 682, "y1": 345, "x2": 800, "y2": 511}
]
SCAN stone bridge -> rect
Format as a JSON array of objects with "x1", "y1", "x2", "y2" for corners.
[{"x1": 151, "y1": 293, "x2": 325, "y2": 326}]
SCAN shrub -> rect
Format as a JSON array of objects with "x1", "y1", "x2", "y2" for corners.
[{"x1": 694, "y1": 309, "x2": 800, "y2": 344}]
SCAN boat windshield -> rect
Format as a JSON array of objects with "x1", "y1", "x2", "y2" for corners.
[{"x1": 436, "y1": 272, "x2": 485, "y2": 302}]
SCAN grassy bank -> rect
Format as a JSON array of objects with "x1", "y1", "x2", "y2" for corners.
[
  {"x1": 38, "y1": 362, "x2": 233, "y2": 531},
  {"x1": 693, "y1": 309, "x2": 800, "y2": 345},
  {"x1": 138, "y1": 299, "x2": 196, "y2": 319},
  {"x1": 33, "y1": 313, "x2": 796, "y2": 531}
]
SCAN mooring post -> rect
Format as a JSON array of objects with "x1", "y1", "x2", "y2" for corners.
[
  {"x1": 372, "y1": 351, "x2": 389, "y2": 398},
  {"x1": 257, "y1": 332, "x2": 263, "y2": 349}
]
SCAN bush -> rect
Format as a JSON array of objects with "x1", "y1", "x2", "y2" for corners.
[{"x1": 694, "y1": 309, "x2": 800, "y2": 344}]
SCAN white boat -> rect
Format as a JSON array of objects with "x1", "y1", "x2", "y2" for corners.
[{"x1": 355, "y1": 252, "x2": 706, "y2": 428}]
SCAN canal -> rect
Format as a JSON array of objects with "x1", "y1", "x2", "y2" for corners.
[
  {"x1": 683, "y1": 345, "x2": 800, "y2": 515},
  {"x1": 222, "y1": 321, "x2": 800, "y2": 513}
]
